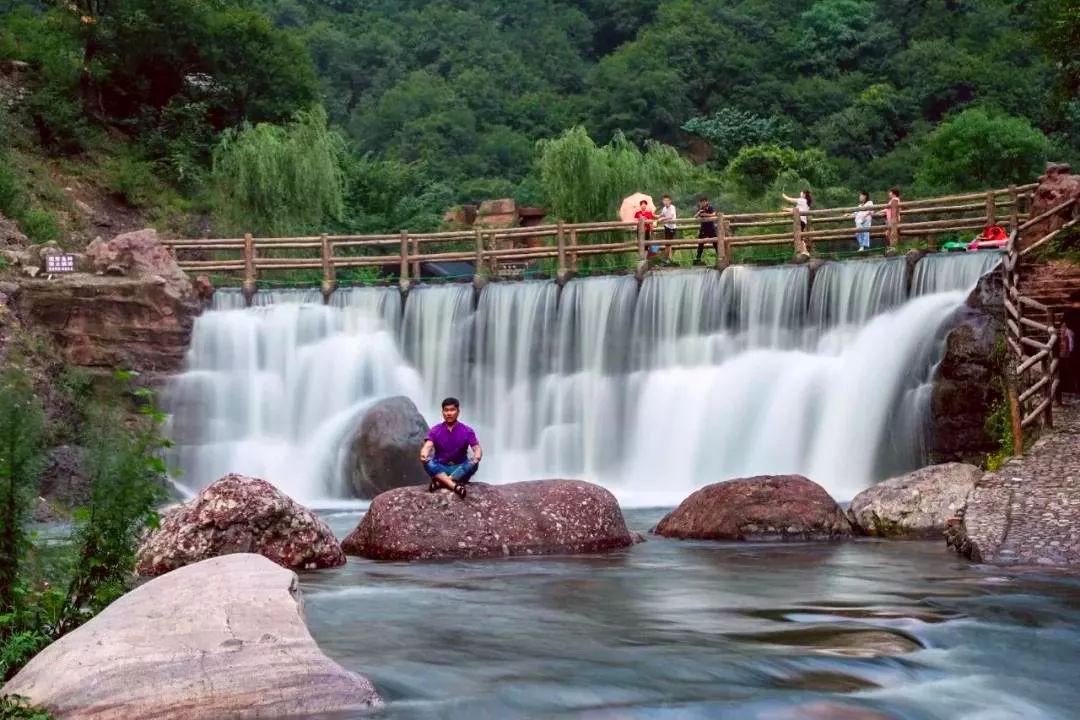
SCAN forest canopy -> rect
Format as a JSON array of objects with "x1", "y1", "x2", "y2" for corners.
[{"x1": 1, "y1": 0, "x2": 1077, "y2": 235}]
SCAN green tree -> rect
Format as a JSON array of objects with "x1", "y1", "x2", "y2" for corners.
[
  {"x1": 536, "y1": 126, "x2": 696, "y2": 223},
  {"x1": 211, "y1": 106, "x2": 345, "y2": 236},
  {"x1": 0, "y1": 365, "x2": 45, "y2": 614},
  {"x1": 682, "y1": 108, "x2": 790, "y2": 168},
  {"x1": 793, "y1": 0, "x2": 896, "y2": 75},
  {"x1": 60, "y1": 384, "x2": 170, "y2": 631},
  {"x1": 913, "y1": 107, "x2": 1056, "y2": 192},
  {"x1": 725, "y1": 144, "x2": 838, "y2": 199}
]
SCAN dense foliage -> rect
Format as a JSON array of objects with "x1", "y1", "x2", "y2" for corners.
[
  {"x1": 0, "y1": 0, "x2": 1077, "y2": 235},
  {"x1": 0, "y1": 367, "x2": 168, "y2": 685}
]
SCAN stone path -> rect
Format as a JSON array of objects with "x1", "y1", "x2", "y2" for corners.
[{"x1": 949, "y1": 400, "x2": 1080, "y2": 566}]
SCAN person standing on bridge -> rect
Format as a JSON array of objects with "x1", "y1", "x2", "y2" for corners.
[
  {"x1": 854, "y1": 191, "x2": 874, "y2": 252},
  {"x1": 693, "y1": 196, "x2": 717, "y2": 266},
  {"x1": 419, "y1": 397, "x2": 482, "y2": 499},
  {"x1": 1059, "y1": 320, "x2": 1077, "y2": 402},
  {"x1": 658, "y1": 194, "x2": 677, "y2": 264},
  {"x1": 782, "y1": 189, "x2": 813, "y2": 231}
]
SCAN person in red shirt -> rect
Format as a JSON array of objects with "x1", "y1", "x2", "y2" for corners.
[{"x1": 634, "y1": 200, "x2": 658, "y2": 257}]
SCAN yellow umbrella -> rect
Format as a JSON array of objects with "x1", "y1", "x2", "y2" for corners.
[{"x1": 619, "y1": 192, "x2": 655, "y2": 222}]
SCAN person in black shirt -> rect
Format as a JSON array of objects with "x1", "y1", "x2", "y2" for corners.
[{"x1": 693, "y1": 196, "x2": 717, "y2": 265}]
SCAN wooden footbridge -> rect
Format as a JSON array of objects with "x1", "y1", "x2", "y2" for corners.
[
  {"x1": 163, "y1": 184, "x2": 1041, "y2": 301},
  {"x1": 162, "y1": 179, "x2": 1080, "y2": 449}
]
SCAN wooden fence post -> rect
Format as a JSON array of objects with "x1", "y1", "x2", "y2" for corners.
[
  {"x1": 1009, "y1": 184, "x2": 1019, "y2": 232},
  {"x1": 792, "y1": 206, "x2": 805, "y2": 257},
  {"x1": 410, "y1": 236, "x2": 421, "y2": 283},
  {"x1": 473, "y1": 228, "x2": 486, "y2": 290},
  {"x1": 319, "y1": 233, "x2": 335, "y2": 304},
  {"x1": 887, "y1": 196, "x2": 901, "y2": 253},
  {"x1": 399, "y1": 230, "x2": 410, "y2": 292},
  {"x1": 569, "y1": 228, "x2": 579, "y2": 273},
  {"x1": 715, "y1": 214, "x2": 729, "y2": 269},
  {"x1": 635, "y1": 218, "x2": 647, "y2": 280},
  {"x1": 1046, "y1": 308, "x2": 1057, "y2": 426},
  {"x1": 487, "y1": 232, "x2": 499, "y2": 277},
  {"x1": 985, "y1": 190, "x2": 997, "y2": 228},
  {"x1": 556, "y1": 221, "x2": 569, "y2": 286},
  {"x1": 242, "y1": 232, "x2": 256, "y2": 306}
]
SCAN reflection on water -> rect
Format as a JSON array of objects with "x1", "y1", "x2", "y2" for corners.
[{"x1": 302, "y1": 509, "x2": 1080, "y2": 720}]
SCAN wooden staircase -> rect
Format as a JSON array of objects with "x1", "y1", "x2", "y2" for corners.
[{"x1": 1017, "y1": 263, "x2": 1080, "y2": 316}]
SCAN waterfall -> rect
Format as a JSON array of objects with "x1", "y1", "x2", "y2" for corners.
[
  {"x1": 167, "y1": 252, "x2": 985, "y2": 505},
  {"x1": 911, "y1": 250, "x2": 1000, "y2": 295}
]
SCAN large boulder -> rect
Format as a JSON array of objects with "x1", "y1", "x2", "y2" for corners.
[
  {"x1": 847, "y1": 463, "x2": 981, "y2": 539},
  {"x1": 1021, "y1": 163, "x2": 1080, "y2": 251},
  {"x1": 1, "y1": 554, "x2": 382, "y2": 719},
  {"x1": 928, "y1": 269, "x2": 1004, "y2": 464},
  {"x1": 135, "y1": 473, "x2": 345, "y2": 576},
  {"x1": 652, "y1": 475, "x2": 853, "y2": 542},
  {"x1": 343, "y1": 479, "x2": 635, "y2": 560},
  {"x1": 348, "y1": 396, "x2": 429, "y2": 499},
  {"x1": 85, "y1": 228, "x2": 191, "y2": 292}
]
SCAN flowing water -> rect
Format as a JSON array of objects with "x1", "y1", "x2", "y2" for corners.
[
  {"x1": 166, "y1": 253, "x2": 1001, "y2": 505},
  {"x1": 300, "y1": 508, "x2": 1080, "y2": 720}
]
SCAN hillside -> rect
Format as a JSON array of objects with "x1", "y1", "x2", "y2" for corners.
[{"x1": 1, "y1": 0, "x2": 1078, "y2": 247}]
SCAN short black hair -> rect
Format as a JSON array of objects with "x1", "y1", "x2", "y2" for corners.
[
  {"x1": 698, "y1": 195, "x2": 709, "y2": 202},
  {"x1": 441, "y1": 397, "x2": 460, "y2": 409},
  {"x1": 662, "y1": 194, "x2": 671, "y2": 200}
]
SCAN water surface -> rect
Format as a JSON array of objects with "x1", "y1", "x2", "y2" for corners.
[{"x1": 303, "y1": 508, "x2": 1080, "y2": 719}]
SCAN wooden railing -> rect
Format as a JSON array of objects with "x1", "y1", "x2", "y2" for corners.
[
  {"x1": 1001, "y1": 196, "x2": 1078, "y2": 448},
  {"x1": 162, "y1": 183, "x2": 1038, "y2": 302}
]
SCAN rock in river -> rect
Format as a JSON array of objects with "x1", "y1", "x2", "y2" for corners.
[
  {"x1": 347, "y1": 395, "x2": 430, "y2": 498},
  {"x1": 847, "y1": 462, "x2": 981, "y2": 539},
  {"x1": 1, "y1": 554, "x2": 381, "y2": 719},
  {"x1": 342, "y1": 479, "x2": 635, "y2": 560},
  {"x1": 652, "y1": 475, "x2": 853, "y2": 541},
  {"x1": 135, "y1": 473, "x2": 345, "y2": 576}
]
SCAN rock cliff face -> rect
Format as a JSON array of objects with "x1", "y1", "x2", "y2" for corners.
[
  {"x1": 12, "y1": 228, "x2": 201, "y2": 373},
  {"x1": 928, "y1": 269, "x2": 1004, "y2": 465}
]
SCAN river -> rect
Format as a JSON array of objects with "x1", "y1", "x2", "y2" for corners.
[{"x1": 301, "y1": 508, "x2": 1080, "y2": 720}]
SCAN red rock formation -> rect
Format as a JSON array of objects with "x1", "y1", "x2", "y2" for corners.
[
  {"x1": 17, "y1": 228, "x2": 201, "y2": 372},
  {"x1": 343, "y1": 479, "x2": 635, "y2": 560},
  {"x1": 652, "y1": 475, "x2": 853, "y2": 541},
  {"x1": 1022, "y1": 163, "x2": 1080, "y2": 250},
  {"x1": 135, "y1": 474, "x2": 346, "y2": 576}
]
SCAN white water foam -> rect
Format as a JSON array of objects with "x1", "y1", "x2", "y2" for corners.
[{"x1": 167, "y1": 253, "x2": 989, "y2": 505}]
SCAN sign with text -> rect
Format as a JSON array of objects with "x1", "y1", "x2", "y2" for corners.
[{"x1": 45, "y1": 254, "x2": 76, "y2": 273}]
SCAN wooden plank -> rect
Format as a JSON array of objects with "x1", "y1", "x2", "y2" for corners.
[
  {"x1": 1019, "y1": 315, "x2": 1050, "y2": 332},
  {"x1": 1006, "y1": 335, "x2": 1023, "y2": 358},
  {"x1": 1017, "y1": 349, "x2": 1048, "y2": 375},
  {"x1": 1022, "y1": 397, "x2": 1051, "y2": 427},
  {"x1": 1003, "y1": 296, "x2": 1020, "y2": 321},
  {"x1": 1020, "y1": 336, "x2": 1050, "y2": 351},
  {"x1": 1019, "y1": 218, "x2": 1079, "y2": 258},
  {"x1": 1018, "y1": 375, "x2": 1049, "y2": 404},
  {"x1": 1019, "y1": 198, "x2": 1077, "y2": 231}
]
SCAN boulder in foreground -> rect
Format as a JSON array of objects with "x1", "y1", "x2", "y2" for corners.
[
  {"x1": 136, "y1": 473, "x2": 345, "y2": 576},
  {"x1": 652, "y1": 475, "x2": 852, "y2": 541},
  {"x1": 343, "y1": 479, "x2": 635, "y2": 560},
  {"x1": 847, "y1": 463, "x2": 981, "y2": 539},
  {"x1": 1, "y1": 554, "x2": 381, "y2": 719}
]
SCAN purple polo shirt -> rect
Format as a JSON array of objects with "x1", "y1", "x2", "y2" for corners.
[{"x1": 426, "y1": 421, "x2": 478, "y2": 465}]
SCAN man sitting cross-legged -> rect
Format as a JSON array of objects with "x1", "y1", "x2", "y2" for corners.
[{"x1": 419, "y1": 397, "x2": 482, "y2": 499}]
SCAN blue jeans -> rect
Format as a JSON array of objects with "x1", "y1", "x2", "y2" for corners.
[{"x1": 424, "y1": 459, "x2": 478, "y2": 484}]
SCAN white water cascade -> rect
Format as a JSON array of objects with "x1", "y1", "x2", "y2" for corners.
[{"x1": 166, "y1": 252, "x2": 999, "y2": 505}]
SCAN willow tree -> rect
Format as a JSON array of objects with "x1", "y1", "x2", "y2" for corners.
[
  {"x1": 536, "y1": 126, "x2": 696, "y2": 223},
  {"x1": 211, "y1": 106, "x2": 345, "y2": 236}
]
